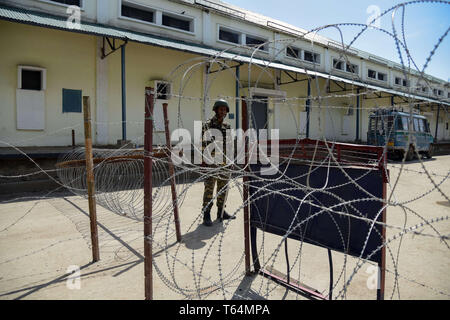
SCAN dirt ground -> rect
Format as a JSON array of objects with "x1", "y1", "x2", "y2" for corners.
[{"x1": 0, "y1": 156, "x2": 449, "y2": 300}]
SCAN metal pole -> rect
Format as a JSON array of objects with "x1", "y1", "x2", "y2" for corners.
[
  {"x1": 377, "y1": 178, "x2": 387, "y2": 300},
  {"x1": 72, "y1": 129, "x2": 75, "y2": 149},
  {"x1": 162, "y1": 102, "x2": 182, "y2": 242},
  {"x1": 434, "y1": 104, "x2": 441, "y2": 143},
  {"x1": 82, "y1": 96, "x2": 100, "y2": 262},
  {"x1": 327, "y1": 249, "x2": 333, "y2": 300},
  {"x1": 121, "y1": 44, "x2": 127, "y2": 141},
  {"x1": 236, "y1": 66, "x2": 240, "y2": 129},
  {"x1": 306, "y1": 79, "x2": 311, "y2": 139},
  {"x1": 242, "y1": 98, "x2": 251, "y2": 275},
  {"x1": 144, "y1": 88, "x2": 154, "y2": 300},
  {"x1": 356, "y1": 88, "x2": 360, "y2": 142}
]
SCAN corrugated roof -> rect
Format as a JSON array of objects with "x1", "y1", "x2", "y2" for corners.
[{"x1": 0, "y1": 4, "x2": 448, "y2": 107}]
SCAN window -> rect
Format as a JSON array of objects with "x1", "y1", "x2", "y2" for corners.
[
  {"x1": 218, "y1": 28, "x2": 269, "y2": 51},
  {"x1": 333, "y1": 59, "x2": 344, "y2": 70},
  {"x1": 47, "y1": 0, "x2": 81, "y2": 6},
  {"x1": 413, "y1": 117, "x2": 420, "y2": 132},
  {"x1": 401, "y1": 116, "x2": 409, "y2": 131},
  {"x1": 377, "y1": 72, "x2": 387, "y2": 82},
  {"x1": 346, "y1": 63, "x2": 358, "y2": 74},
  {"x1": 386, "y1": 116, "x2": 394, "y2": 133},
  {"x1": 287, "y1": 47, "x2": 320, "y2": 64},
  {"x1": 156, "y1": 82, "x2": 171, "y2": 100},
  {"x1": 333, "y1": 59, "x2": 358, "y2": 74},
  {"x1": 120, "y1": 2, "x2": 194, "y2": 33},
  {"x1": 422, "y1": 87, "x2": 428, "y2": 93},
  {"x1": 432, "y1": 88, "x2": 443, "y2": 96},
  {"x1": 219, "y1": 27, "x2": 240, "y2": 44},
  {"x1": 121, "y1": 3, "x2": 154, "y2": 23},
  {"x1": 418, "y1": 118, "x2": 425, "y2": 132},
  {"x1": 368, "y1": 69, "x2": 387, "y2": 82},
  {"x1": 395, "y1": 77, "x2": 409, "y2": 87},
  {"x1": 162, "y1": 13, "x2": 192, "y2": 32},
  {"x1": 21, "y1": 70, "x2": 42, "y2": 91},
  {"x1": 303, "y1": 50, "x2": 320, "y2": 63},
  {"x1": 18, "y1": 66, "x2": 46, "y2": 91},
  {"x1": 286, "y1": 46, "x2": 300, "y2": 59},
  {"x1": 245, "y1": 35, "x2": 267, "y2": 51},
  {"x1": 396, "y1": 117, "x2": 402, "y2": 131}
]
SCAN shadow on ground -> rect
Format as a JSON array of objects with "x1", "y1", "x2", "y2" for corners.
[{"x1": 181, "y1": 221, "x2": 225, "y2": 250}]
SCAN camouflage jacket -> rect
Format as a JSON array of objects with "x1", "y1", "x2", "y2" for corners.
[{"x1": 202, "y1": 115, "x2": 231, "y2": 163}]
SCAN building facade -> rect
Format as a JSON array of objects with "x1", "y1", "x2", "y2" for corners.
[{"x1": 0, "y1": 0, "x2": 449, "y2": 147}]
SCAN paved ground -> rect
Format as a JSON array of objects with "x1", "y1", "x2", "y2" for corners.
[{"x1": 0, "y1": 156, "x2": 449, "y2": 300}]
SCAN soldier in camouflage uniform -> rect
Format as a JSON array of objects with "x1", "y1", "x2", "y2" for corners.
[{"x1": 201, "y1": 99, "x2": 236, "y2": 227}]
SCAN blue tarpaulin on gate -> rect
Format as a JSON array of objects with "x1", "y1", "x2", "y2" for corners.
[{"x1": 248, "y1": 163, "x2": 385, "y2": 263}]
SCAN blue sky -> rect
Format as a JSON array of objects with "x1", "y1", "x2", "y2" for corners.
[{"x1": 224, "y1": 0, "x2": 449, "y2": 82}]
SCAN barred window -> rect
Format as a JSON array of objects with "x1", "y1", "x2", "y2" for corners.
[
  {"x1": 48, "y1": 0, "x2": 81, "y2": 6},
  {"x1": 246, "y1": 35, "x2": 268, "y2": 51},
  {"x1": 286, "y1": 46, "x2": 300, "y2": 59},
  {"x1": 304, "y1": 50, "x2": 320, "y2": 63},
  {"x1": 162, "y1": 13, "x2": 192, "y2": 32},
  {"x1": 219, "y1": 27, "x2": 240, "y2": 44},
  {"x1": 122, "y1": 3, "x2": 154, "y2": 23}
]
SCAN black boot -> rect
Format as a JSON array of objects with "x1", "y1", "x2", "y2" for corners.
[
  {"x1": 217, "y1": 206, "x2": 236, "y2": 221},
  {"x1": 202, "y1": 205, "x2": 213, "y2": 227}
]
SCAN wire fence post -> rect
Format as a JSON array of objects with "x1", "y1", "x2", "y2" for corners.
[
  {"x1": 163, "y1": 102, "x2": 182, "y2": 242},
  {"x1": 83, "y1": 96, "x2": 100, "y2": 262},
  {"x1": 242, "y1": 98, "x2": 251, "y2": 275},
  {"x1": 144, "y1": 88, "x2": 154, "y2": 300}
]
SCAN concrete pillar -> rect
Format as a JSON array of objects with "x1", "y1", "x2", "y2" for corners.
[
  {"x1": 356, "y1": 88, "x2": 360, "y2": 142},
  {"x1": 361, "y1": 60, "x2": 367, "y2": 82},
  {"x1": 202, "y1": 10, "x2": 213, "y2": 46},
  {"x1": 435, "y1": 104, "x2": 441, "y2": 142},
  {"x1": 324, "y1": 48, "x2": 331, "y2": 73},
  {"x1": 121, "y1": 44, "x2": 127, "y2": 141},
  {"x1": 306, "y1": 79, "x2": 311, "y2": 138},
  {"x1": 96, "y1": 38, "x2": 109, "y2": 145},
  {"x1": 236, "y1": 66, "x2": 240, "y2": 129},
  {"x1": 96, "y1": 0, "x2": 109, "y2": 24}
]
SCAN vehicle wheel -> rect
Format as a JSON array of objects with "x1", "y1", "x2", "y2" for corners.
[
  {"x1": 406, "y1": 145, "x2": 414, "y2": 161},
  {"x1": 425, "y1": 145, "x2": 433, "y2": 159}
]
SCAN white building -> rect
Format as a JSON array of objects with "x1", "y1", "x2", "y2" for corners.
[{"x1": 0, "y1": 0, "x2": 449, "y2": 148}]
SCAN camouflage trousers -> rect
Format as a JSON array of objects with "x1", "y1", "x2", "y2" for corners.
[{"x1": 202, "y1": 173, "x2": 229, "y2": 209}]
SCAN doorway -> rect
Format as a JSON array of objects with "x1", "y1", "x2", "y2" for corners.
[
  {"x1": 250, "y1": 95, "x2": 268, "y2": 133},
  {"x1": 241, "y1": 87, "x2": 286, "y2": 135}
]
